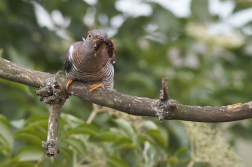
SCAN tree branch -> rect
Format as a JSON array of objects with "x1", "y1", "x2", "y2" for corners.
[
  {"x1": 41, "y1": 104, "x2": 61, "y2": 157},
  {"x1": 35, "y1": 71, "x2": 68, "y2": 157},
  {"x1": 0, "y1": 58, "x2": 53, "y2": 87},
  {"x1": 1, "y1": 57, "x2": 252, "y2": 123}
]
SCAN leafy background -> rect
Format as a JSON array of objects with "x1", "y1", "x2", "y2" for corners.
[{"x1": 0, "y1": 0, "x2": 252, "y2": 166}]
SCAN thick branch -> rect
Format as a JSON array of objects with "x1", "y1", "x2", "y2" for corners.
[
  {"x1": 0, "y1": 58, "x2": 53, "y2": 87},
  {"x1": 68, "y1": 82, "x2": 252, "y2": 122},
  {"x1": 1, "y1": 57, "x2": 252, "y2": 122}
]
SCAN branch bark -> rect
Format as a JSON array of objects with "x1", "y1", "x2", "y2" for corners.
[
  {"x1": 41, "y1": 104, "x2": 61, "y2": 157},
  {"x1": 35, "y1": 71, "x2": 68, "y2": 157},
  {"x1": 1, "y1": 57, "x2": 252, "y2": 123}
]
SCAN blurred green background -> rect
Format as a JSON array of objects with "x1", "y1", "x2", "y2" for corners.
[{"x1": 0, "y1": 0, "x2": 252, "y2": 166}]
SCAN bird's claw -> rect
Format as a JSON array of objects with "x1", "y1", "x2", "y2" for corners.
[
  {"x1": 66, "y1": 79, "x2": 73, "y2": 90},
  {"x1": 88, "y1": 83, "x2": 105, "y2": 94}
]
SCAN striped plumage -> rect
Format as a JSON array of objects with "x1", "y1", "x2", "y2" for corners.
[{"x1": 64, "y1": 30, "x2": 115, "y2": 91}]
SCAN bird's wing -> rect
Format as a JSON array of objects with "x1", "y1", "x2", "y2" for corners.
[{"x1": 64, "y1": 45, "x2": 73, "y2": 73}]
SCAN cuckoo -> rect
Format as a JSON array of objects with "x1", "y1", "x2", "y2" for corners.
[{"x1": 64, "y1": 30, "x2": 116, "y2": 93}]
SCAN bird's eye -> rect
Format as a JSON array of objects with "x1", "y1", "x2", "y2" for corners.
[{"x1": 88, "y1": 35, "x2": 92, "y2": 39}]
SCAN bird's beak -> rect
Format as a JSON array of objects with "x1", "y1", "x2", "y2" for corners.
[
  {"x1": 93, "y1": 36, "x2": 106, "y2": 57},
  {"x1": 94, "y1": 36, "x2": 105, "y2": 41},
  {"x1": 93, "y1": 37, "x2": 100, "y2": 41}
]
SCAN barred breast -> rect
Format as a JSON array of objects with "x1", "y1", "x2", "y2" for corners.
[{"x1": 64, "y1": 32, "x2": 115, "y2": 90}]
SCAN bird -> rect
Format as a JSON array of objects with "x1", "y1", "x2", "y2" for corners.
[{"x1": 63, "y1": 30, "x2": 116, "y2": 93}]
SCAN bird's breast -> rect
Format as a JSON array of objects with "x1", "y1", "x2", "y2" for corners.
[
  {"x1": 66, "y1": 59, "x2": 113, "y2": 83},
  {"x1": 66, "y1": 42, "x2": 113, "y2": 82}
]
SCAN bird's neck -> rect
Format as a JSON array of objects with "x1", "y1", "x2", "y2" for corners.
[{"x1": 79, "y1": 43, "x2": 109, "y2": 72}]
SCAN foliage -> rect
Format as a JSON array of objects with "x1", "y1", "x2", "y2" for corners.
[
  {"x1": 183, "y1": 121, "x2": 244, "y2": 167},
  {"x1": 0, "y1": 0, "x2": 252, "y2": 166},
  {"x1": 0, "y1": 110, "x2": 184, "y2": 167}
]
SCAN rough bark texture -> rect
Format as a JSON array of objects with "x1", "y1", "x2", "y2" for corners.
[
  {"x1": 1, "y1": 57, "x2": 252, "y2": 123},
  {"x1": 35, "y1": 71, "x2": 68, "y2": 157},
  {"x1": 41, "y1": 104, "x2": 62, "y2": 157},
  {"x1": 0, "y1": 58, "x2": 53, "y2": 87},
  {"x1": 68, "y1": 81, "x2": 252, "y2": 122}
]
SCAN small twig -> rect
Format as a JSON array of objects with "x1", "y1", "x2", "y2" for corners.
[
  {"x1": 86, "y1": 104, "x2": 109, "y2": 124},
  {"x1": 187, "y1": 139, "x2": 195, "y2": 167},
  {"x1": 73, "y1": 150, "x2": 78, "y2": 167},
  {"x1": 86, "y1": 104, "x2": 99, "y2": 124},
  {"x1": 160, "y1": 76, "x2": 169, "y2": 101},
  {"x1": 156, "y1": 77, "x2": 176, "y2": 122},
  {"x1": 36, "y1": 71, "x2": 68, "y2": 157},
  {"x1": 187, "y1": 160, "x2": 194, "y2": 167},
  {"x1": 41, "y1": 104, "x2": 62, "y2": 157},
  {"x1": 86, "y1": 110, "x2": 97, "y2": 124},
  {"x1": 34, "y1": 154, "x2": 46, "y2": 167}
]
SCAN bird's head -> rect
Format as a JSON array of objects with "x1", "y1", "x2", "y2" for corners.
[
  {"x1": 87, "y1": 30, "x2": 108, "y2": 42},
  {"x1": 82, "y1": 30, "x2": 115, "y2": 62},
  {"x1": 84, "y1": 30, "x2": 108, "y2": 57}
]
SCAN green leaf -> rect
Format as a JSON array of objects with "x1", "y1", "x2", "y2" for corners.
[
  {"x1": 138, "y1": 134, "x2": 155, "y2": 146},
  {"x1": 167, "y1": 147, "x2": 189, "y2": 166},
  {"x1": 15, "y1": 130, "x2": 44, "y2": 146},
  {"x1": 25, "y1": 115, "x2": 48, "y2": 124},
  {"x1": 15, "y1": 146, "x2": 44, "y2": 161},
  {"x1": 93, "y1": 131, "x2": 120, "y2": 142},
  {"x1": 174, "y1": 147, "x2": 189, "y2": 156},
  {"x1": 0, "y1": 158, "x2": 19, "y2": 167},
  {"x1": 146, "y1": 129, "x2": 167, "y2": 148},
  {"x1": 0, "y1": 115, "x2": 11, "y2": 126},
  {"x1": 25, "y1": 120, "x2": 48, "y2": 129},
  {"x1": 112, "y1": 136, "x2": 135, "y2": 150},
  {"x1": 0, "y1": 115, "x2": 13, "y2": 153},
  {"x1": 143, "y1": 120, "x2": 168, "y2": 148},
  {"x1": 10, "y1": 119, "x2": 25, "y2": 129},
  {"x1": 12, "y1": 161, "x2": 36, "y2": 167},
  {"x1": 65, "y1": 122, "x2": 100, "y2": 136},
  {"x1": 114, "y1": 119, "x2": 135, "y2": 137},
  {"x1": 142, "y1": 120, "x2": 158, "y2": 130},
  {"x1": 61, "y1": 113, "x2": 83, "y2": 128},
  {"x1": 61, "y1": 137, "x2": 86, "y2": 155},
  {"x1": 167, "y1": 156, "x2": 179, "y2": 166},
  {"x1": 106, "y1": 155, "x2": 129, "y2": 167},
  {"x1": 58, "y1": 147, "x2": 72, "y2": 162},
  {"x1": 24, "y1": 115, "x2": 48, "y2": 130},
  {"x1": 0, "y1": 146, "x2": 11, "y2": 153}
]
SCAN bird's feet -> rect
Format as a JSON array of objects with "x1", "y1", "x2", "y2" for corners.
[
  {"x1": 88, "y1": 82, "x2": 105, "y2": 94},
  {"x1": 66, "y1": 79, "x2": 73, "y2": 90}
]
